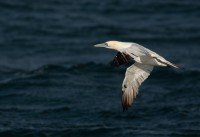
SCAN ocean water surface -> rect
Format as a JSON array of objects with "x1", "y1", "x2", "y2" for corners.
[{"x1": 0, "y1": 0, "x2": 200, "y2": 137}]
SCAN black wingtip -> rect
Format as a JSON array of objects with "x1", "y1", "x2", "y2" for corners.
[
  {"x1": 110, "y1": 60, "x2": 120, "y2": 67},
  {"x1": 122, "y1": 105, "x2": 128, "y2": 112},
  {"x1": 111, "y1": 52, "x2": 132, "y2": 67},
  {"x1": 123, "y1": 107, "x2": 128, "y2": 112}
]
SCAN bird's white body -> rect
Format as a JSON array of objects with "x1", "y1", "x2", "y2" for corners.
[
  {"x1": 94, "y1": 41, "x2": 178, "y2": 111},
  {"x1": 104, "y1": 41, "x2": 177, "y2": 67}
]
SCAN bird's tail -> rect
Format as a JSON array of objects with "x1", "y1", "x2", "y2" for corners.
[
  {"x1": 153, "y1": 56, "x2": 179, "y2": 69},
  {"x1": 167, "y1": 62, "x2": 179, "y2": 68}
]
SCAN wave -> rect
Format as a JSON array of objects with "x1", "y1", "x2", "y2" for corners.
[
  {"x1": 1, "y1": 127, "x2": 199, "y2": 137},
  {"x1": 0, "y1": 62, "x2": 200, "y2": 84},
  {"x1": 0, "y1": 105, "x2": 70, "y2": 114},
  {"x1": 0, "y1": 62, "x2": 199, "y2": 86}
]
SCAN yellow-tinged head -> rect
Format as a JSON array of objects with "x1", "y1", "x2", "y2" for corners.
[
  {"x1": 94, "y1": 41, "x2": 131, "y2": 51},
  {"x1": 106, "y1": 41, "x2": 119, "y2": 49}
]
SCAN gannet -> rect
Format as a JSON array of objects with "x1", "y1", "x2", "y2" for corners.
[{"x1": 94, "y1": 41, "x2": 178, "y2": 111}]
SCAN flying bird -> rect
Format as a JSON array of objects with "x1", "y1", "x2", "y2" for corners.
[{"x1": 94, "y1": 41, "x2": 178, "y2": 111}]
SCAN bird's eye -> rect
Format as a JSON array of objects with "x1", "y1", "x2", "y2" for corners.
[{"x1": 105, "y1": 43, "x2": 108, "y2": 47}]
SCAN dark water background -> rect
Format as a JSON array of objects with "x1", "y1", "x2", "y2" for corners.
[{"x1": 0, "y1": 0, "x2": 200, "y2": 137}]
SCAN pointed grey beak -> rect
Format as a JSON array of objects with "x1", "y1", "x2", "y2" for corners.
[{"x1": 94, "y1": 43, "x2": 107, "y2": 48}]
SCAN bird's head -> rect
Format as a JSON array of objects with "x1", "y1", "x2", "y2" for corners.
[{"x1": 94, "y1": 41, "x2": 131, "y2": 51}]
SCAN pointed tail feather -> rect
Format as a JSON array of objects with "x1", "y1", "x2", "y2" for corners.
[{"x1": 167, "y1": 62, "x2": 179, "y2": 68}]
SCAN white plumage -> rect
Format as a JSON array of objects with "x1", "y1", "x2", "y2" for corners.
[{"x1": 94, "y1": 41, "x2": 178, "y2": 111}]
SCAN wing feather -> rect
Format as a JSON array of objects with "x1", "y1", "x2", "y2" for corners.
[{"x1": 122, "y1": 63, "x2": 153, "y2": 111}]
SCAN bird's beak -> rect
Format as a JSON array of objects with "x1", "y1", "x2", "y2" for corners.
[{"x1": 94, "y1": 43, "x2": 108, "y2": 48}]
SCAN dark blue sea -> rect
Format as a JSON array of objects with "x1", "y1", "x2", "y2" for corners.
[{"x1": 0, "y1": 0, "x2": 200, "y2": 137}]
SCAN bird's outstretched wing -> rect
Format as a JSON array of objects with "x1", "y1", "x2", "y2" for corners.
[
  {"x1": 122, "y1": 63, "x2": 153, "y2": 111},
  {"x1": 111, "y1": 52, "x2": 132, "y2": 67}
]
